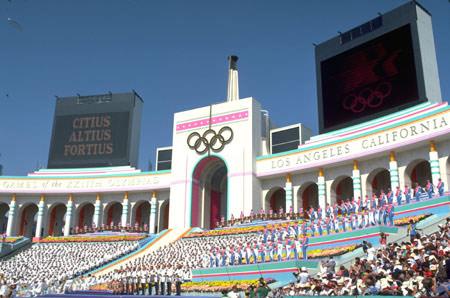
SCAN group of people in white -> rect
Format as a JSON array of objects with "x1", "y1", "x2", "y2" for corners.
[
  {"x1": 92, "y1": 232, "x2": 263, "y2": 290},
  {"x1": 0, "y1": 241, "x2": 139, "y2": 296},
  {"x1": 93, "y1": 264, "x2": 189, "y2": 296}
]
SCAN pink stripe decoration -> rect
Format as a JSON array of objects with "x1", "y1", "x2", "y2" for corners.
[
  {"x1": 194, "y1": 267, "x2": 298, "y2": 279},
  {"x1": 0, "y1": 184, "x2": 171, "y2": 194},
  {"x1": 307, "y1": 103, "x2": 447, "y2": 145},
  {"x1": 394, "y1": 201, "x2": 450, "y2": 215},
  {"x1": 227, "y1": 171, "x2": 256, "y2": 178},
  {"x1": 176, "y1": 110, "x2": 249, "y2": 131},
  {"x1": 258, "y1": 128, "x2": 450, "y2": 177},
  {"x1": 28, "y1": 169, "x2": 138, "y2": 176},
  {"x1": 308, "y1": 232, "x2": 381, "y2": 247}
]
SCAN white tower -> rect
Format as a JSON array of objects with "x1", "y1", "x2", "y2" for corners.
[
  {"x1": 226, "y1": 55, "x2": 239, "y2": 102},
  {"x1": 169, "y1": 56, "x2": 263, "y2": 229}
]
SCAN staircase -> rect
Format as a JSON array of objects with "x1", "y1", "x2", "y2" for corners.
[{"x1": 92, "y1": 227, "x2": 191, "y2": 277}]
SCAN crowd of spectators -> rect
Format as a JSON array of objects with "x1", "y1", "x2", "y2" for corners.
[
  {"x1": 0, "y1": 180, "x2": 445, "y2": 297},
  {"x1": 0, "y1": 241, "x2": 139, "y2": 296},
  {"x1": 276, "y1": 217, "x2": 450, "y2": 297},
  {"x1": 92, "y1": 233, "x2": 263, "y2": 293}
]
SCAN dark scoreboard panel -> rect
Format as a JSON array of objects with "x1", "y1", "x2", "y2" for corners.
[
  {"x1": 48, "y1": 92, "x2": 143, "y2": 169},
  {"x1": 156, "y1": 148, "x2": 172, "y2": 171},
  {"x1": 315, "y1": 2, "x2": 442, "y2": 134},
  {"x1": 320, "y1": 25, "x2": 419, "y2": 131},
  {"x1": 271, "y1": 127, "x2": 300, "y2": 154}
]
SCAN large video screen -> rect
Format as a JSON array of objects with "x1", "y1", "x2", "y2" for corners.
[
  {"x1": 320, "y1": 25, "x2": 419, "y2": 131},
  {"x1": 48, "y1": 112, "x2": 130, "y2": 168}
]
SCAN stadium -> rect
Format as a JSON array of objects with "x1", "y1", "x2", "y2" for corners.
[{"x1": 0, "y1": 1, "x2": 449, "y2": 297}]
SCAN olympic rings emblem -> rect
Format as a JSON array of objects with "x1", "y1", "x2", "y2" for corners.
[
  {"x1": 342, "y1": 81, "x2": 392, "y2": 113},
  {"x1": 187, "y1": 126, "x2": 234, "y2": 154}
]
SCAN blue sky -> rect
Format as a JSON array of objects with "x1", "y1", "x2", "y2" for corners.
[{"x1": 0, "y1": 0, "x2": 449, "y2": 175}]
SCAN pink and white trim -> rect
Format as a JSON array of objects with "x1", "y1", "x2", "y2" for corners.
[{"x1": 176, "y1": 110, "x2": 249, "y2": 132}]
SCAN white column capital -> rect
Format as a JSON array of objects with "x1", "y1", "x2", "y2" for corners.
[
  {"x1": 6, "y1": 194, "x2": 17, "y2": 237},
  {"x1": 93, "y1": 196, "x2": 102, "y2": 228},
  {"x1": 35, "y1": 195, "x2": 46, "y2": 238},
  {"x1": 64, "y1": 194, "x2": 74, "y2": 236}
]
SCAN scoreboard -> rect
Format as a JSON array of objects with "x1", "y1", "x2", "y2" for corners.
[
  {"x1": 48, "y1": 92, "x2": 143, "y2": 169},
  {"x1": 315, "y1": 2, "x2": 442, "y2": 133}
]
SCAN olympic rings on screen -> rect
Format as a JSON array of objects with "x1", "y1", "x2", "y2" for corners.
[
  {"x1": 342, "y1": 81, "x2": 392, "y2": 113},
  {"x1": 187, "y1": 126, "x2": 234, "y2": 154}
]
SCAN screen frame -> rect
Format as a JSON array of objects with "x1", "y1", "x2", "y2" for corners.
[{"x1": 315, "y1": 11, "x2": 431, "y2": 134}]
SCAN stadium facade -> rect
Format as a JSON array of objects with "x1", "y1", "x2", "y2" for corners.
[{"x1": 0, "y1": 1, "x2": 448, "y2": 239}]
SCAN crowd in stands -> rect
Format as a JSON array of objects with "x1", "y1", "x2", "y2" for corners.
[
  {"x1": 218, "y1": 179, "x2": 445, "y2": 228},
  {"x1": 274, "y1": 217, "x2": 450, "y2": 297},
  {"x1": 73, "y1": 223, "x2": 149, "y2": 235},
  {"x1": 91, "y1": 233, "x2": 262, "y2": 294},
  {"x1": 0, "y1": 241, "x2": 139, "y2": 297},
  {"x1": 0, "y1": 179, "x2": 445, "y2": 297}
]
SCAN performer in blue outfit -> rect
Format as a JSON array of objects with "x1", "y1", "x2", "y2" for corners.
[
  {"x1": 404, "y1": 185, "x2": 411, "y2": 204},
  {"x1": 301, "y1": 236, "x2": 309, "y2": 260},
  {"x1": 437, "y1": 178, "x2": 445, "y2": 196}
]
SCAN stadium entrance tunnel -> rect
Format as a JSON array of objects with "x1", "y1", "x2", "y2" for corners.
[
  {"x1": 297, "y1": 182, "x2": 319, "y2": 210},
  {"x1": 76, "y1": 202, "x2": 95, "y2": 228},
  {"x1": 132, "y1": 201, "x2": 150, "y2": 227},
  {"x1": 366, "y1": 168, "x2": 392, "y2": 197},
  {"x1": 0, "y1": 203, "x2": 9, "y2": 234},
  {"x1": 19, "y1": 203, "x2": 38, "y2": 238},
  {"x1": 159, "y1": 200, "x2": 169, "y2": 231},
  {"x1": 104, "y1": 202, "x2": 122, "y2": 226},
  {"x1": 405, "y1": 159, "x2": 432, "y2": 188},
  {"x1": 191, "y1": 156, "x2": 227, "y2": 230},
  {"x1": 265, "y1": 187, "x2": 286, "y2": 212},
  {"x1": 331, "y1": 176, "x2": 354, "y2": 204},
  {"x1": 46, "y1": 203, "x2": 67, "y2": 236}
]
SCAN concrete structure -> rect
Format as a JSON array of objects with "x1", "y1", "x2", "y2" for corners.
[
  {"x1": 316, "y1": 1, "x2": 442, "y2": 133},
  {"x1": 0, "y1": 2, "x2": 448, "y2": 238},
  {"x1": 0, "y1": 85, "x2": 449, "y2": 238}
]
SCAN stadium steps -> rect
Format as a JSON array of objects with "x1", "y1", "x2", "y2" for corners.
[
  {"x1": 386, "y1": 214, "x2": 448, "y2": 245},
  {"x1": 416, "y1": 213, "x2": 448, "y2": 234},
  {"x1": 386, "y1": 226, "x2": 408, "y2": 243},
  {"x1": 334, "y1": 214, "x2": 448, "y2": 272},
  {"x1": 91, "y1": 227, "x2": 191, "y2": 277},
  {"x1": 0, "y1": 238, "x2": 32, "y2": 260}
]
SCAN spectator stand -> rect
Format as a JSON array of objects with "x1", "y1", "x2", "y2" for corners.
[
  {"x1": 86, "y1": 229, "x2": 171, "y2": 276},
  {"x1": 36, "y1": 294, "x2": 217, "y2": 298},
  {"x1": 193, "y1": 259, "x2": 320, "y2": 283},
  {"x1": 190, "y1": 195, "x2": 450, "y2": 284},
  {"x1": 394, "y1": 194, "x2": 450, "y2": 219},
  {"x1": 190, "y1": 226, "x2": 396, "y2": 283},
  {"x1": 303, "y1": 213, "x2": 450, "y2": 292},
  {"x1": 88, "y1": 227, "x2": 191, "y2": 277},
  {"x1": 0, "y1": 236, "x2": 30, "y2": 258}
]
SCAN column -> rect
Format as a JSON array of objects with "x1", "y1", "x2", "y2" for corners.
[
  {"x1": 285, "y1": 174, "x2": 293, "y2": 211},
  {"x1": 63, "y1": 194, "x2": 73, "y2": 236},
  {"x1": 317, "y1": 168, "x2": 326, "y2": 209},
  {"x1": 93, "y1": 194, "x2": 101, "y2": 228},
  {"x1": 157, "y1": 200, "x2": 164, "y2": 232},
  {"x1": 352, "y1": 160, "x2": 362, "y2": 200},
  {"x1": 149, "y1": 192, "x2": 157, "y2": 234},
  {"x1": 121, "y1": 192, "x2": 129, "y2": 227},
  {"x1": 6, "y1": 194, "x2": 17, "y2": 237},
  {"x1": 388, "y1": 151, "x2": 400, "y2": 190},
  {"x1": 35, "y1": 195, "x2": 45, "y2": 238},
  {"x1": 429, "y1": 141, "x2": 441, "y2": 185}
]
